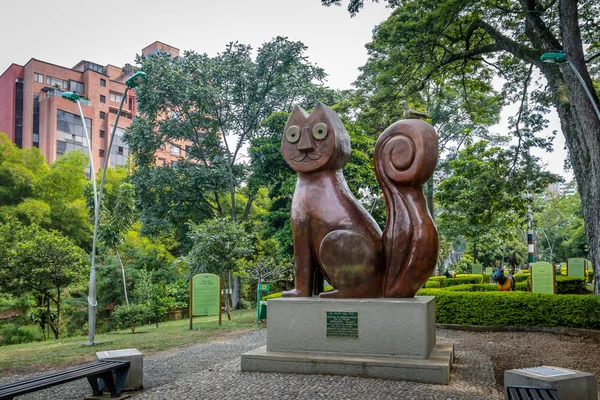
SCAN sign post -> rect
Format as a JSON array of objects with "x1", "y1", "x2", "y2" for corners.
[
  {"x1": 256, "y1": 282, "x2": 271, "y2": 326},
  {"x1": 567, "y1": 258, "x2": 586, "y2": 277},
  {"x1": 531, "y1": 261, "x2": 556, "y2": 294},
  {"x1": 189, "y1": 273, "x2": 222, "y2": 329}
]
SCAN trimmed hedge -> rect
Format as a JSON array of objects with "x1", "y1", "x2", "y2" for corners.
[
  {"x1": 586, "y1": 270, "x2": 594, "y2": 284},
  {"x1": 427, "y1": 275, "x2": 484, "y2": 287},
  {"x1": 416, "y1": 290, "x2": 600, "y2": 329},
  {"x1": 443, "y1": 284, "x2": 498, "y2": 292},
  {"x1": 556, "y1": 276, "x2": 588, "y2": 294},
  {"x1": 424, "y1": 280, "x2": 441, "y2": 288},
  {"x1": 513, "y1": 274, "x2": 530, "y2": 283}
]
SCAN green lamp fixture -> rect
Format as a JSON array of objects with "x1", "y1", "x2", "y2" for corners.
[{"x1": 540, "y1": 51, "x2": 600, "y2": 121}]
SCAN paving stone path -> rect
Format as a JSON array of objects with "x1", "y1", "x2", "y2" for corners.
[{"x1": 2, "y1": 328, "x2": 501, "y2": 399}]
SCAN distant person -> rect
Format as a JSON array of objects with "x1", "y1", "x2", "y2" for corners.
[{"x1": 443, "y1": 269, "x2": 452, "y2": 278}]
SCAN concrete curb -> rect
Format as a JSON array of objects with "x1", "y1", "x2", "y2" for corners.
[{"x1": 437, "y1": 323, "x2": 600, "y2": 339}]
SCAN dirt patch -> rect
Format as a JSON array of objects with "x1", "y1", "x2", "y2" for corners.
[{"x1": 444, "y1": 329, "x2": 600, "y2": 397}]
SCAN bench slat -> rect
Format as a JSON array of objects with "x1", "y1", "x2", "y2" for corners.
[
  {"x1": 0, "y1": 361, "x2": 126, "y2": 390},
  {"x1": 0, "y1": 360, "x2": 129, "y2": 399},
  {"x1": 506, "y1": 386, "x2": 561, "y2": 400}
]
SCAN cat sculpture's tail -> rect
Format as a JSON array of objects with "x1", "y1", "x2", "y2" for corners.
[{"x1": 374, "y1": 119, "x2": 439, "y2": 297}]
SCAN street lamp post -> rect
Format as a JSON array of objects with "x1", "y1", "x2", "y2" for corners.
[
  {"x1": 62, "y1": 71, "x2": 148, "y2": 345},
  {"x1": 540, "y1": 52, "x2": 600, "y2": 122}
]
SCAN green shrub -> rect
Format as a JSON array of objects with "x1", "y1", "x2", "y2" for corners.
[
  {"x1": 416, "y1": 290, "x2": 600, "y2": 329},
  {"x1": 442, "y1": 284, "x2": 498, "y2": 292},
  {"x1": 481, "y1": 274, "x2": 491, "y2": 284},
  {"x1": 113, "y1": 304, "x2": 152, "y2": 333},
  {"x1": 262, "y1": 285, "x2": 334, "y2": 301},
  {"x1": 513, "y1": 274, "x2": 530, "y2": 283},
  {"x1": 561, "y1": 267, "x2": 567, "y2": 276},
  {"x1": 556, "y1": 276, "x2": 588, "y2": 294},
  {"x1": 424, "y1": 280, "x2": 441, "y2": 288},
  {"x1": 443, "y1": 276, "x2": 483, "y2": 287},
  {"x1": 586, "y1": 270, "x2": 594, "y2": 284},
  {"x1": 0, "y1": 323, "x2": 41, "y2": 345},
  {"x1": 263, "y1": 292, "x2": 283, "y2": 300},
  {"x1": 515, "y1": 281, "x2": 529, "y2": 291}
]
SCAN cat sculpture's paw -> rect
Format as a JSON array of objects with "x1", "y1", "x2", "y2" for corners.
[{"x1": 282, "y1": 289, "x2": 309, "y2": 297}]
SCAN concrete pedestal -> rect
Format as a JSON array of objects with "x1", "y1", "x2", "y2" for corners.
[
  {"x1": 241, "y1": 296, "x2": 453, "y2": 384},
  {"x1": 504, "y1": 366, "x2": 597, "y2": 400},
  {"x1": 96, "y1": 349, "x2": 143, "y2": 391}
]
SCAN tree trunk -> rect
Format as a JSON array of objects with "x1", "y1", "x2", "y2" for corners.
[
  {"x1": 243, "y1": 196, "x2": 255, "y2": 222},
  {"x1": 55, "y1": 289, "x2": 60, "y2": 339},
  {"x1": 554, "y1": 0, "x2": 600, "y2": 294},
  {"x1": 115, "y1": 247, "x2": 129, "y2": 306},
  {"x1": 214, "y1": 191, "x2": 223, "y2": 217},
  {"x1": 232, "y1": 275, "x2": 241, "y2": 309},
  {"x1": 425, "y1": 177, "x2": 434, "y2": 218}
]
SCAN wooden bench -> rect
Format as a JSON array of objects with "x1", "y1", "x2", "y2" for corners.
[
  {"x1": 0, "y1": 359, "x2": 130, "y2": 400},
  {"x1": 506, "y1": 385, "x2": 562, "y2": 400}
]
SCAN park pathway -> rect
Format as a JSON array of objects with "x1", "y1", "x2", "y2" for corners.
[{"x1": 3, "y1": 328, "x2": 501, "y2": 399}]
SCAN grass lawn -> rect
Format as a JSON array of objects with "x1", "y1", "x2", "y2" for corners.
[{"x1": 0, "y1": 309, "x2": 258, "y2": 376}]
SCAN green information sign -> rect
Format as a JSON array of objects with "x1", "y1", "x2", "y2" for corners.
[
  {"x1": 531, "y1": 262, "x2": 555, "y2": 294},
  {"x1": 472, "y1": 263, "x2": 483, "y2": 275},
  {"x1": 485, "y1": 267, "x2": 493, "y2": 275},
  {"x1": 567, "y1": 258, "x2": 586, "y2": 277},
  {"x1": 191, "y1": 273, "x2": 221, "y2": 316},
  {"x1": 326, "y1": 311, "x2": 359, "y2": 338}
]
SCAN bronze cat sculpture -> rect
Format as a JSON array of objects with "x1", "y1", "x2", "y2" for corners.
[{"x1": 281, "y1": 103, "x2": 438, "y2": 298}]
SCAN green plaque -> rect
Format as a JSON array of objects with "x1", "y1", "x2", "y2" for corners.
[
  {"x1": 326, "y1": 311, "x2": 358, "y2": 338},
  {"x1": 485, "y1": 267, "x2": 493, "y2": 275},
  {"x1": 191, "y1": 273, "x2": 220, "y2": 316},
  {"x1": 567, "y1": 258, "x2": 585, "y2": 277},
  {"x1": 531, "y1": 262, "x2": 555, "y2": 294},
  {"x1": 472, "y1": 263, "x2": 483, "y2": 275}
]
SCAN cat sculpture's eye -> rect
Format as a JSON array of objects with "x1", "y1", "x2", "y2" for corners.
[
  {"x1": 286, "y1": 126, "x2": 301, "y2": 143},
  {"x1": 312, "y1": 123, "x2": 328, "y2": 140}
]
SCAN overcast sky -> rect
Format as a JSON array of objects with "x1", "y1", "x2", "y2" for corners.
[{"x1": 0, "y1": 0, "x2": 568, "y2": 179}]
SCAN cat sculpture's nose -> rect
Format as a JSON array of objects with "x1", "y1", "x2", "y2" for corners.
[{"x1": 297, "y1": 127, "x2": 314, "y2": 151}]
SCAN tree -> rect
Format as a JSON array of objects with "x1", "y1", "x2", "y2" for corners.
[
  {"x1": 85, "y1": 168, "x2": 137, "y2": 305},
  {"x1": 0, "y1": 222, "x2": 87, "y2": 339},
  {"x1": 436, "y1": 141, "x2": 558, "y2": 262},
  {"x1": 127, "y1": 36, "x2": 329, "y2": 235},
  {"x1": 322, "y1": 0, "x2": 600, "y2": 292},
  {"x1": 0, "y1": 135, "x2": 92, "y2": 251},
  {"x1": 534, "y1": 182, "x2": 587, "y2": 262},
  {"x1": 186, "y1": 217, "x2": 253, "y2": 313}
]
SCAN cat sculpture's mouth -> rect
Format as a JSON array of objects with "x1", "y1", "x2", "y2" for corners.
[{"x1": 293, "y1": 152, "x2": 322, "y2": 162}]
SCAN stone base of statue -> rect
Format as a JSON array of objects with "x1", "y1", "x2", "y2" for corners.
[{"x1": 241, "y1": 296, "x2": 453, "y2": 384}]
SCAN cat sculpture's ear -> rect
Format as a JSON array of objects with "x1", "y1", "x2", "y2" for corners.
[{"x1": 290, "y1": 105, "x2": 309, "y2": 119}]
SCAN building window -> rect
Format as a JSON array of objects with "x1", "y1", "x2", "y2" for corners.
[
  {"x1": 158, "y1": 157, "x2": 166, "y2": 165},
  {"x1": 100, "y1": 111, "x2": 106, "y2": 119},
  {"x1": 109, "y1": 125, "x2": 129, "y2": 167},
  {"x1": 99, "y1": 130, "x2": 105, "y2": 138},
  {"x1": 99, "y1": 149, "x2": 105, "y2": 157},
  {"x1": 34, "y1": 73, "x2": 44, "y2": 83},
  {"x1": 69, "y1": 80, "x2": 84, "y2": 93},
  {"x1": 170, "y1": 145, "x2": 180, "y2": 156},
  {"x1": 46, "y1": 76, "x2": 68, "y2": 89},
  {"x1": 100, "y1": 78, "x2": 106, "y2": 87},
  {"x1": 109, "y1": 92, "x2": 123, "y2": 103},
  {"x1": 33, "y1": 94, "x2": 40, "y2": 147},
  {"x1": 100, "y1": 95, "x2": 106, "y2": 103},
  {"x1": 56, "y1": 110, "x2": 92, "y2": 157},
  {"x1": 128, "y1": 97, "x2": 134, "y2": 111}
]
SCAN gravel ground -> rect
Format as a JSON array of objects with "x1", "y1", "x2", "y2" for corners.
[{"x1": 1, "y1": 328, "x2": 599, "y2": 400}]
